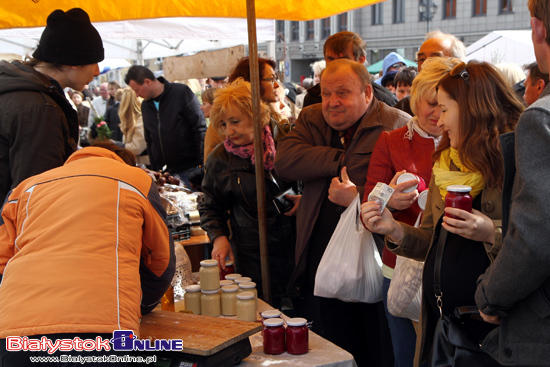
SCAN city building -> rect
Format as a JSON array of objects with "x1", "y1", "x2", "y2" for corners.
[{"x1": 274, "y1": 0, "x2": 530, "y2": 83}]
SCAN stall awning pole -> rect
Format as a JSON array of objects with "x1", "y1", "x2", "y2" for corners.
[{"x1": 247, "y1": 0, "x2": 271, "y2": 305}]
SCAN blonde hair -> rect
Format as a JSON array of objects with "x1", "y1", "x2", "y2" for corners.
[
  {"x1": 410, "y1": 57, "x2": 462, "y2": 116},
  {"x1": 495, "y1": 63, "x2": 526, "y2": 86},
  {"x1": 210, "y1": 78, "x2": 270, "y2": 134},
  {"x1": 118, "y1": 87, "x2": 142, "y2": 136}
]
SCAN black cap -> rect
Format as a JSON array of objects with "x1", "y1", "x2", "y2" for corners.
[
  {"x1": 33, "y1": 8, "x2": 104, "y2": 66},
  {"x1": 381, "y1": 70, "x2": 398, "y2": 88},
  {"x1": 284, "y1": 82, "x2": 297, "y2": 104}
]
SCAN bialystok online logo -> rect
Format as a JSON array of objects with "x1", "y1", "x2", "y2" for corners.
[{"x1": 6, "y1": 330, "x2": 183, "y2": 354}]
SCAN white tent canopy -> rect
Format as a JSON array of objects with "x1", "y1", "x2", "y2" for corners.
[
  {"x1": 0, "y1": 17, "x2": 275, "y2": 63},
  {"x1": 465, "y1": 30, "x2": 535, "y2": 66}
]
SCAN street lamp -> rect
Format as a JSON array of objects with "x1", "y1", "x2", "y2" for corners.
[{"x1": 419, "y1": 1, "x2": 438, "y2": 34}]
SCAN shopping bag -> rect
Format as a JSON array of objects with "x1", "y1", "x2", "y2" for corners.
[
  {"x1": 314, "y1": 194, "x2": 383, "y2": 303},
  {"x1": 387, "y1": 255, "x2": 423, "y2": 321}
]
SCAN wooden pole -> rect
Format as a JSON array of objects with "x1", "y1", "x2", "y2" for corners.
[{"x1": 246, "y1": 0, "x2": 272, "y2": 305}]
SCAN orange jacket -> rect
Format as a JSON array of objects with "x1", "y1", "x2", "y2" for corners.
[{"x1": 0, "y1": 147, "x2": 174, "y2": 338}]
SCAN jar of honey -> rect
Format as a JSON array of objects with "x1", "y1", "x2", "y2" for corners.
[
  {"x1": 200, "y1": 288, "x2": 221, "y2": 317},
  {"x1": 219, "y1": 260, "x2": 236, "y2": 280},
  {"x1": 263, "y1": 318, "x2": 286, "y2": 355},
  {"x1": 235, "y1": 276, "x2": 252, "y2": 285},
  {"x1": 445, "y1": 185, "x2": 473, "y2": 219},
  {"x1": 221, "y1": 285, "x2": 239, "y2": 316},
  {"x1": 184, "y1": 284, "x2": 201, "y2": 315},
  {"x1": 236, "y1": 291, "x2": 256, "y2": 322},
  {"x1": 286, "y1": 317, "x2": 309, "y2": 355},
  {"x1": 199, "y1": 259, "x2": 220, "y2": 291},
  {"x1": 225, "y1": 273, "x2": 242, "y2": 282},
  {"x1": 238, "y1": 281, "x2": 257, "y2": 296}
]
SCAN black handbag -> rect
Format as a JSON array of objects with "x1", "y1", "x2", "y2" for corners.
[{"x1": 430, "y1": 228, "x2": 500, "y2": 367}]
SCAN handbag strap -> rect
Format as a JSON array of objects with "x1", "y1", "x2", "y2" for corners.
[{"x1": 433, "y1": 227, "x2": 448, "y2": 317}]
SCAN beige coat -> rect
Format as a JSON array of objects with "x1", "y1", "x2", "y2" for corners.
[{"x1": 386, "y1": 163, "x2": 503, "y2": 366}]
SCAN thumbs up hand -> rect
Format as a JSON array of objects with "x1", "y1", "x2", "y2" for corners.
[{"x1": 328, "y1": 166, "x2": 358, "y2": 207}]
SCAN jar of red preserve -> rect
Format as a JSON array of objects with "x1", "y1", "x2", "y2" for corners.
[
  {"x1": 445, "y1": 185, "x2": 472, "y2": 219},
  {"x1": 286, "y1": 317, "x2": 309, "y2": 355},
  {"x1": 219, "y1": 260, "x2": 235, "y2": 280},
  {"x1": 263, "y1": 318, "x2": 286, "y2": 355}
]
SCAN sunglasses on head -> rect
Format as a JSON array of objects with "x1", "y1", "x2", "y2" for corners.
[{"x1": 450, "y1": 62, "x2": 470, "y2": 85}]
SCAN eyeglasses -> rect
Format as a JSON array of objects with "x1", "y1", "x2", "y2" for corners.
[
  {"x1": 450, "y1": 62, "x2": 470, "y2": 85},
  {"x1": 391, "y1": 63, "x2": 406, "y2": 70},
  {"x1": 261, "y1": 76, "x2": 279, "y2": 85}
]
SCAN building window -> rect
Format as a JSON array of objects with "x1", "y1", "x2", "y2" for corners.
[
  {"x1": 500, "y1": 0, "x2": 513, "y2": 13},
  {"x1": 306, "y1": 21, "x2": 315, "y2": 40},
  {"x1": 291, "y1": 21, "x2": 299, "y2": 41},
  {"x1": 372, "y1": 3, "x2": 383, "y2": 25},
  {"x1": 393, "y1": 0, "x2": 405, "y2": 23},
  {"x1": 322, "y1": 17, "x2": 331, "y2": 39},
  {"x1": 338, "y1": 13, "x2": 348, "y2": 32},
  {"x1": 276, "y1": 21, "x2": 285, "y2": 43},
  {"x1": 444, "y1": 0, "x2": 456, "y2": 18},
  {"x1": 473, "y1": 0, "x2": 487, "y2": 16}
]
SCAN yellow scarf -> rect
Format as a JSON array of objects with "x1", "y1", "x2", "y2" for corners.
[{"x1": 433, "y1": 148, "x2": 484, "y2": 201}]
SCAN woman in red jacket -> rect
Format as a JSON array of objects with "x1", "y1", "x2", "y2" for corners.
[{"x1": 363, "y1": 57, "x2": 461, "y2": 367}]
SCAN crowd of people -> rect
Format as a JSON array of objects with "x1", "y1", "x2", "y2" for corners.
[{"x1": 1, "y1": 2, "x2": 550, "y2": 367}]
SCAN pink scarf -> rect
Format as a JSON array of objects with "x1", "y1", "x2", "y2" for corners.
[{"x1": 224, "y1": 125, "x2": 276, "y2": 171}]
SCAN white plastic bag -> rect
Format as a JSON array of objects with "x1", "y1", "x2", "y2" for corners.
[
  {"x1": 387, "y1": 255, "x2": 423, "y2": 321},
  {"x1": 314, "y1": 194, "x2": 383, "y2": 303},
  {"x1": 172, "y1": 243, "x2": 193, "y2": 300}
]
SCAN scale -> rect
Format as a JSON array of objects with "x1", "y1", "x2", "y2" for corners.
[
  {"x1": 132, "y1": 337, "x2": 251, "y2": 366},
  {"x1": 132, "y1": 310, "x2": 262, "y2": 367}
]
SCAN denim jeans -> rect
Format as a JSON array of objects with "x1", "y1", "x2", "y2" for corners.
[{"x1": 382, "y1": 276, "x2": 417, "y2": 367}]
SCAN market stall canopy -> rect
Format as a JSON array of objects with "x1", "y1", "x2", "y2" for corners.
[
  {"x1": 465, "y1": 30, "x2": 535, "y2": 66},
  {"x1": 0, "y1": 0, "x2": 383, "y2": 28},
  {"x1": 367, "y1": 58, "x2": 417, "y2": 75},
  {"x1": 0, "y1": 17, "x2": 275, "y2": 61}
]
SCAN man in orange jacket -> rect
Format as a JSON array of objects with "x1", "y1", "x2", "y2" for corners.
[{"x1": 0, "y1": 143, "x2": 175, "y2": 366}]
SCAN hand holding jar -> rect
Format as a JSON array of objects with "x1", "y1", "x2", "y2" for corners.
[
  {"x1": 387, "y1": 171, "x2": 423, "y2": 211},
  {"x1": 443, "y1": 185, "x2": 496, "y2": 243}
]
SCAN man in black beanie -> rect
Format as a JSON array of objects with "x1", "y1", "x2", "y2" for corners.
[{"x1": 0, "y1": 8, "x2": 104, "y2": 202}]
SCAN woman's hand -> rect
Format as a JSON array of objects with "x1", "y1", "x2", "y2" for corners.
[
  {"x1": 361, "y1": 201, "x2": 403, "y2": 241},
  {"x1": 284, "y1": 194, "x2": 301, "y2": 216},
  {"x1": 328, "y1": 166, "x2": 357, "y2": 207},
  {"x1": 442, "y1": 208, "x2": 495, "y2": 243},
  {"x1": 386, "y1": 171, "x2": 420, "y2": 211},
  {"x1": 212, "y1": 236, "x2": 235, "y2": 270},
  {"x1": 480, "y1": 310, "x2": 501, "y2": 324}
]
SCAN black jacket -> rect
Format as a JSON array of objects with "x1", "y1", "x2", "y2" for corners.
[
  {"x1": 199, "y1": 124, "x2": 296, "y2": 300},
  {"x1": 141, "y1": 77, "x2": 206, "y2": 172},
  {"x1": 0, "y1": 60, "x2": 79, "y2": 201}
]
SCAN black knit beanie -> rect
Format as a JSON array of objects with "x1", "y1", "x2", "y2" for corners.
[{"x1": 33, "y1": 8, "x2": 104, "y2": 66}]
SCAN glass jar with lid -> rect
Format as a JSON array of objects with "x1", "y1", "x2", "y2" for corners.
[
  {"x1": 286, "y1": 317, "x2": 309, "y2": 355},
  {"x1": 184, "y1": 284, "x2": 201, "y2": 315},
  {"x1": 263, "y1": 318, "x2": 286, "y2": 355},
  {"x1": 224, "y1": 273, "x2": 242, "y2": 282},
  {"x1": 236, "y1": 291, "x2": 256, "y2": 322},
  {"x1": 201, "y1": 288, "x2": 221, "y2": 317},
  {"x1": 238, "y1": 281, "x2": 258, "y2": 307},
  {"x1": 199, "y1": 259, "x2": 220, "y2": 291},
  {"x1": 445, "y1": 185, "x2": 473, "y2": 219},
  {"x1": 221, "y1": 285, "x2": 239, "y2": 316},
  {"x1": 219, "y1": 260, "x2": 236, "y2": 280},
  {"x1": 235, "y1": 276, "x2": 252, "y2": 285}
]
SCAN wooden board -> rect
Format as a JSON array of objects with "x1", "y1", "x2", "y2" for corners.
[
  {"x1": 140, "y1": 310, "x2": 262, "y2": 356},
  {"x1": 164, "y1": 45, "x2": 244, "y2": 81}
]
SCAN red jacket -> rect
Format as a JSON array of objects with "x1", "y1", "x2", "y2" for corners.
[
  {"x1": 0, "y1": 147, "x2": 174, "y2": 338},
  {"x1": 363, "y1": 124, "x2": 436, "y2": 270}
]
